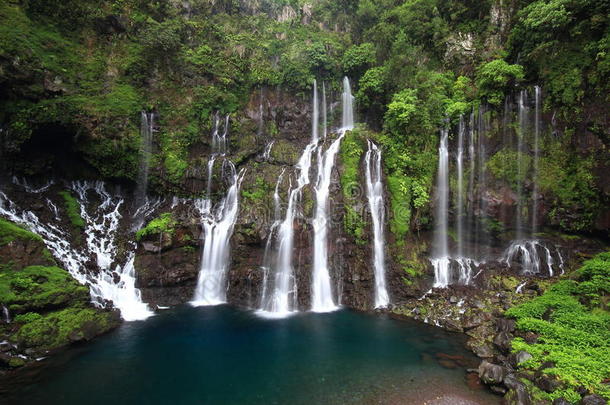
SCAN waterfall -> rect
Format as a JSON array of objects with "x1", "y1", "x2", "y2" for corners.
[
  {"x1": 258, "y1": 82, "x2": 319, "y2": 316},
  {"x1": 341, "y1": 77, "x2": 355, "y2": 130},
  {"x1": 311, "y1": 77, "x2": 353, "y2": 312},
  {"x1": 262, "y1": 141, "x2": 274, "y2": 161},
  {"x1": 431, "y1": 128, "x2": 450, "y2": 288},
  {"x1": 515, "y1": 90, "x2": 528, "y2": 240},
  {"x1": 455, "y1": 116, "x2": 465, "y2": 258},
  {"x1": 212, "y1": 112, "x2": 230, "y2": 154},
  {"x1": 531, "y1": 86, "x2": 541, "y2": 234},
  {"x1": 322, "y1": 81, "x2": 328, "y2": 138},
  {"x1": 503, "y1": 240, "x2": 563, "y2": 277},
  {"x1": 0, "y1": 183, "x2": 153, "y2": 321},
  {"x1": 466, "y1": 113, "x2": 476, "y2": 253},
  {"x1": 364, "y1": 140, "x2": 390, "y2": 308},
  {"x1": 134, "y1": 112, "x2": 154, "y2": 209},
  {"x1": 191, "y1": 162, "x2": 244, "y2": 306}
]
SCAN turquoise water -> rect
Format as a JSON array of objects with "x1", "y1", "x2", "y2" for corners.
[{"x1": 2, "y1": 306, "x2": 499, "y2": 404}]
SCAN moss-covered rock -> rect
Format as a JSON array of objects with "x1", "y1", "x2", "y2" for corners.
[
  {"x1": 0, "y1": 218, "x2": 121, "y2": 366},
  {"x1": 0, "y1": 265, "x2": 90, "y2": 314},
  {"x1": 13, "y1": 307, "x2": 120, "y2": 352}
]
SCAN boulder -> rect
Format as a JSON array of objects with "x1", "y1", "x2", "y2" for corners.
[
  {"x1": 496, "y1": 318, "x2": 516, "y2": 332},
  {"x1": 581, "y1": 395, "x2": 607, "y2": 405},
  {"x1": 513, "y1": 350, "x2": 533, "y2": 365},
  {"x1": 493, "y1": 331, "x2": 513, "y2": 352},
  {"x1": 553, "y1": 399, "x2": 572, "y2": 405},
  {"x1": 478, "y1": 360, "x2": 507, "y2": 384}
]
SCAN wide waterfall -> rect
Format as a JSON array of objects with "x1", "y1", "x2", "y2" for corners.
[
  {"x1": 502, "y1": 86, "x2": 560, "y2": 276},
  {"x1": 259, "y1": 77, "x2": 354, "y2": 316},
  {"x1": 364, "y1": 140, "x2": 390, "y2": 308},
  {"x1": 431, "y1": 128, "x2": 450, "y2": 287},
  {"x1": 0, "y1": 181, "x2": 153, "y2": 321}
]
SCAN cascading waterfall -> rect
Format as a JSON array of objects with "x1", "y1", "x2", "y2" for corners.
[
  {"x1": 191, "y1": 161, "x2": 244, "y2": 306},
  {"x1": 311, "y1": 77, "x2": 354, "y2": 312},
  {"x1": 431, "y1": 128, "x2": 451, "y2": 288},
  {"x1": 212, "y1": 112, "x2": 230, "y2": 154},
  {"x1": 258, "y1": 82, "x2": 319, "y2": 316},
  {"x1": 503, "y1": 240, "x2": 564, "y2": 277},
  {"x1": 0, "y1": 182, "x2": 153, "y2": 321},
  {"x1": 364, "y1": 140, "x2": 390, "y2": 308},
  {"x1": 262, "y1": 141, "x2": 274, "y2": 161}
]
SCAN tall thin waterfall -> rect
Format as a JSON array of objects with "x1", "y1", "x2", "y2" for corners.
[
  {"x1": 311, "y1": 77, "x2": 353, "y2": 312},
  {"x1": 132, "y1": 112, "x2": 155, "y2": 230},
  {"x1": 455, "y1": 116, "x2": 465, "y2": 258},
  {"x1": 0, "y1": 182, "x2": 153, "y2": 321},
  {"x1": 134, "y1": 112, "x2": 154, "y2": 207},
  {"x1": 515, "y1": 90, "x2": 529, "y2": 240},
  {"x1": 191, "y1": 161, "x2": 244, "y2": 306},
  {"x1": 364, "y1": 140, "x2": 389, "y2": 308},
  {"x1": 322, "y1": 81, "x2": 328, "y2": 138},
  {"x1": 531, "y1": 86, "x2": 541, "y2": 234},
  {"x1": 431, "y1": 128, "x2": 450, "y2": 287}
]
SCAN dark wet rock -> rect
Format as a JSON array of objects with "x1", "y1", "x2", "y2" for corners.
[
  {"x1": 503, "y1": 374, "x2": 532, "y2": 405},
  {"x1": 524, "y1": 331, "x2": 539, "y2": 344},
  {"x1": 581, "y1": 395, "x2": 607, "y2": 405},
  {"x1": 553, "y1": 399, "x2": 572, "y2": 405},
  {"x1": 537, "y1": 375, "x2": 562, "y2": 393},
  {"x1": 490, "y1": 385, "x2": 507, "y2": 395},
  {"x1": 478, "y1": 360, "x2": 506, "y2": 384}
]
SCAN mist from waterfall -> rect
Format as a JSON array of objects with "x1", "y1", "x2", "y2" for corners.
[{"x1": 364, "y1": 140, "x2": 390, "y2": 308}]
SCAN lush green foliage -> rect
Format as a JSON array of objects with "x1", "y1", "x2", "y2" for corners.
[
  {"x1": 136, "y1": 213, "x2": 177, "y2": 241},
  {"x1": 506, "y1": 252, "x2": 610, "y2": 400},
  {"x1": 339, "y1": 129, "x2": 366, "y2": 244},
  {"x1": 475, "y1": 60, "x2": 524, "y2": 106}
]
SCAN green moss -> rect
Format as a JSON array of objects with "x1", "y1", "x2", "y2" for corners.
[
  {"x1": 13, "y1": 307, "x2": 118, "y2": 351},
  {"x1": 0, "y1": 218, "x2": 43, "y2": 246},
  {"x1": 136, "y1": 213, "x2": 177, "y2": 241},
  {"x1": 505, "y1": 252, "x2": 610, "y2": 400},
  {"x1": 242, "y1": 176, "x2": 270, "y2": 203},
  {"x1": 58, "y1": 191, "x2": 85, "y2": 229},
  {"x1": 0, "y1": 265, "x2": 89, "y2": 314}
]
